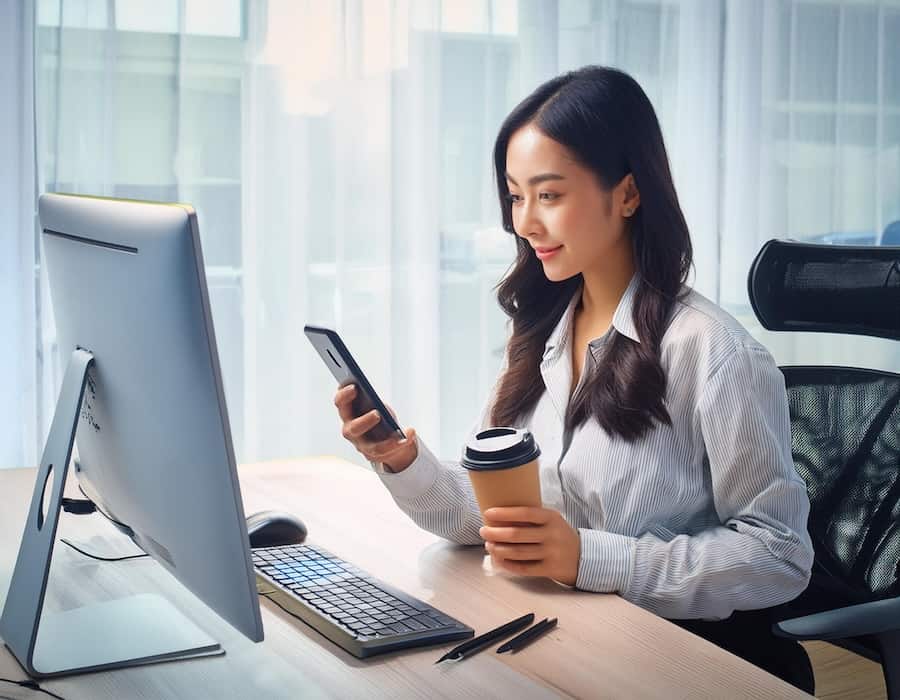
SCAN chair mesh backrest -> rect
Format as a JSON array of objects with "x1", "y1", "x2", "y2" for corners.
[
  {"x1": 784, "y1": 367, "x2": 900, "y2": 601},
  {"x1": 748, "y1": 239, "x2": 900, "y2": 340}
]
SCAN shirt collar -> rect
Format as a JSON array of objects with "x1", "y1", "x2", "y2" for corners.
[
  {"x1": 543, "y1": 274, "x2": 641, "y2": 360},
  {"x1": 610, "y1": 273, "x2": 641, "y2": 344}
]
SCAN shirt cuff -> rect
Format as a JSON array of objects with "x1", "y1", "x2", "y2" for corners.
[
  {"x1": 373, "y1": 438, "x2": 442, "y2": 502},
  {"x1": 575, "y1": 529, "x2": 636, "y2": 593}
]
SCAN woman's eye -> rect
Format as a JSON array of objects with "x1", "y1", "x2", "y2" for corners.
[{"x1": 507, "y1": 192, "x2": 558, "y2": 205}]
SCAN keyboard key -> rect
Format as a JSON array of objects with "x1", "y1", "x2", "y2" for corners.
[{"x1": 414, "y1": 615, "x2": 442, "y2": 630}]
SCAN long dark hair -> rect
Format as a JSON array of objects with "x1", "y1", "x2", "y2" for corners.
[{"x1": 490, "y1": 66, "x2": 693, "y2": 441}]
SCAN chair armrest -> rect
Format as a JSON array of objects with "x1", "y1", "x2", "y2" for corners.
[{"x1": 774, "y1": 596, "x2": 900, "y2": 640}]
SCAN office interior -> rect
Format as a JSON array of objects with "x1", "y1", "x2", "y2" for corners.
[{"x1": 1, "y1": 1, "x2": 899, "y2": 699}]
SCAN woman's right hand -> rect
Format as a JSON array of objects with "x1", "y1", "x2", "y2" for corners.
[{"x1": 334, "y1": 384, "x2": 418, "y2": 472}]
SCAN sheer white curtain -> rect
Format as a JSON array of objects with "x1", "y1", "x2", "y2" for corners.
[
  {"x1": 243, "y1": 0, "x2": 723, "y2": 463},
  {"x1": 241, "y1": 1, "x2": 448, "y2": 462},
  {"x1": 557, "y1": 0, "x2": 723, "y2": 296},
  {"x1": 720, "y1": 0, "x2": 900, "y2": 370},
  {"x1": 33, "y1": 0, "x2": 248, "y2": 463},
  {"x1": 8, "y1": 0, "x2": 899, "y2": 469},
  {"x1": 242, "y1": 0, "x2": 518, "y2": 462},
  {"x1": 0, "y1": 1, "x2": 37, "y2": 469}
]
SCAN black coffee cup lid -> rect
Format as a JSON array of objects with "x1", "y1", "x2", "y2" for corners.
[{"x1": 461, "y1": 427, "x2": 541, "y2": 471}]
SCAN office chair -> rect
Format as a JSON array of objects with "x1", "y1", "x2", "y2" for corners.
[{"x1": 747, "y1": 239, "x2": 900, "y2": 698}]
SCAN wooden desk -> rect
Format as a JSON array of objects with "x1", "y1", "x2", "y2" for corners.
[{"x1": 0, "y1": 458, "x2": 811, "y2": 699}]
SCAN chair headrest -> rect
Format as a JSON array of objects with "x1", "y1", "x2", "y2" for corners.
[{"x1": 747, "y1": 239, "x2": 900, "y2": 341}]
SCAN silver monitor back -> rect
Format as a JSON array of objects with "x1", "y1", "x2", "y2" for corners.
[{"x1": 37, "y1": 193, "x2": 263, "y2": 644}]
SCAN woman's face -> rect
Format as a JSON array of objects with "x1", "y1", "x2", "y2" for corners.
[{"x1": 505, "y1": 124, "x2": 633, "y2": 283}]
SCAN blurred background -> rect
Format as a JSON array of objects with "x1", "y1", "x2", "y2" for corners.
[{"x1": 2, "y1": 0, "x2": 899, "y2": 469}]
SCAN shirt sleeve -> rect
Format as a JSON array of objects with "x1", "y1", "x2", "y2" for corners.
[
  {"x1": 375, "y1": 438, "x2": 485, "y2": 544},
  {"x1": 373, "y1": 355, "x2": 509, "y2": 545},
  {"x1": 576, "y1": 344, "x2": 815, "y2": 621}
]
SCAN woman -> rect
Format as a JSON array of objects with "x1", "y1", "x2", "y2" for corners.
[{"x1": 334, "y1": 66, "x2": 814, "y2": 692}]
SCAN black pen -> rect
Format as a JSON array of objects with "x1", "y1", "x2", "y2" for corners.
[
  {"x1": 496, "y1": 617, "x2": 558, "y2": 654},
  {"x1": 435, "y1": 612, "x2": 535, "y2": 664}
]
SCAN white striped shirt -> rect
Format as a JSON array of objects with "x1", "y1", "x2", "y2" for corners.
[{"x1": 377, "y1": 275, "x2": 814, "y2": 620}]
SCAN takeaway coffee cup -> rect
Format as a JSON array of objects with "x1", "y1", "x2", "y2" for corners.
[{"x1": 461, "y1": 427, "x2": 542, "y2": 515}]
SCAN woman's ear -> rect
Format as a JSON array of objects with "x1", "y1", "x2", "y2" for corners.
[{"x1": 620, "y1": 173, "x2": 640, "y2": 218}]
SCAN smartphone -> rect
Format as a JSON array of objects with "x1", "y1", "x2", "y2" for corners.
[{"x1": 303, "y1": 325, "x2": 406, "y2": 443}]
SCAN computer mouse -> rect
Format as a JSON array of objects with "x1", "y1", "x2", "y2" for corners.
[{"x1": 246, "y1": 510, "x2": 308, "y2": 548}]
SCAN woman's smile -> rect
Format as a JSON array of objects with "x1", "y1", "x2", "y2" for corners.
[{"x1": 534, "y1": 244, "x2": 563, "y2": 260}]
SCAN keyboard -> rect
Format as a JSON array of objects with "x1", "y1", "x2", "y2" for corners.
[{"x1": 252, "y1": 543, "x2": 473, "y2": 658}]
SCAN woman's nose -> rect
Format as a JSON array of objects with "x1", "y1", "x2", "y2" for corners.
[{"x1": 513, "y1": 199, "x2": 542, "y2": 238}]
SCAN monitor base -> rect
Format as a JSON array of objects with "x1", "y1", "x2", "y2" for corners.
[
  {"x1": 28, "y1": 593, "x2": 222, "y2": 678},
  {"x1": 0, "y1": 348, "x2": 223, "y2": 678}
]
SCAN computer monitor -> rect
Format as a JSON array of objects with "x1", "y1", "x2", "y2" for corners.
[{"x1": 0, "y1": 193, "x2": 263, "y2": 678}]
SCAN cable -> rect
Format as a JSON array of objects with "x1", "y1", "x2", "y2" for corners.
[
  {"x1": 56, "y1": 487, "x2": 144, "y2": 561},
  {"x1": 59, "y1": 537, "x2": 148, "y2": 562},
  {"x1": 0, "y1": 678, "x2": 66, "y2": 700},
  {"x1": 76, "y1": 486, "x2": 133, "y2": 536}
]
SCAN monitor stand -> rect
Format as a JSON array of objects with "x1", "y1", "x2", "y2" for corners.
[{"x1": 0, "y1": 348, "x2": 224, "y2": 678}]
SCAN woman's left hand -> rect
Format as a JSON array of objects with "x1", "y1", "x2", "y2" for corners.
[{"x1": 479, "y1": 507, "x2": 581, "y2": 586}]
